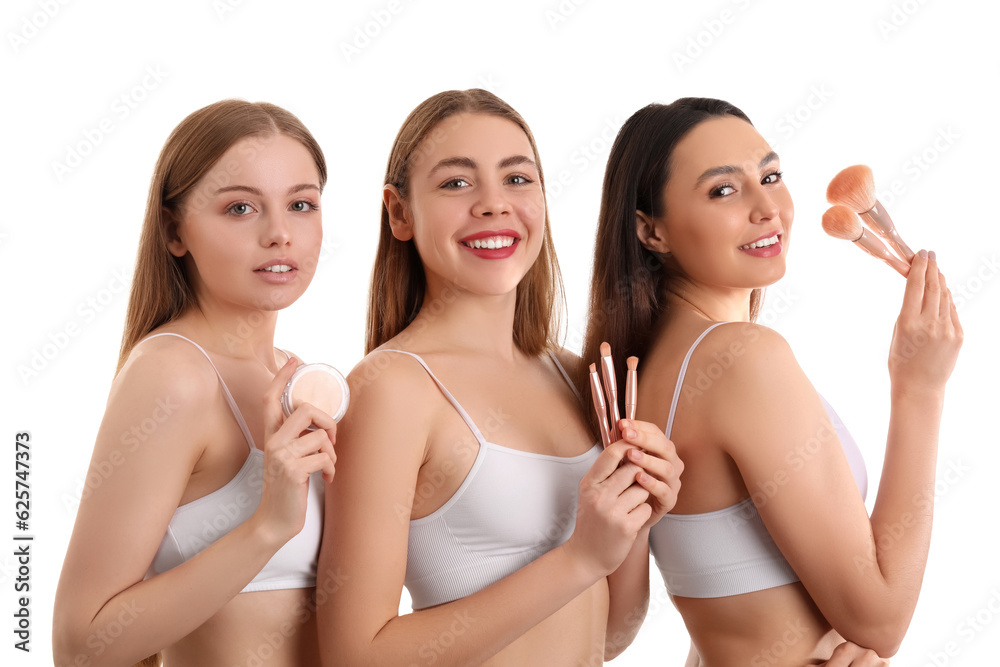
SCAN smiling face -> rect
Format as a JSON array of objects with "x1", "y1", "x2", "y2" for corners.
[
  {"x1": 386, "y1": 112, "x2": 546, "y2": 299},
  {"x1": 167, "y1": 133, "x2": 323, "y2": 313},
  {"x1": 643, "y1": 116, "x2": 794, "y2": 293}
]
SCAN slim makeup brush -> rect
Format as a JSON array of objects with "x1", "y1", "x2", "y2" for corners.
[
  {"x1": 625, "y1": 356, "x2": 638, "y2": 421},
  {"x1": 826, "y1": 165, "x2": 914, "y2": 261},
  {"x1": 822, "y1": 205, "x2": 910, "y2": 277},
  {"x1": 589, "y1": 363, "x2": 612, "y2": 448},
  {"x1": 599, "y1": 342, "x2": 621, "y2": 443}
]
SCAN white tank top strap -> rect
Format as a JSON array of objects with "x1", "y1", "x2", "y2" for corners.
[
  {"x1": 138, "y1": 332, "x2": 256, "y2": 451},
  {"x1": 547, "y1": 350, "x2": 582, "y2": 403},
  {"x1": 665, "y1": 322, "x2": 729, "y2": 437},
  {"x1": 375, "y1": 349, "x2": 487, "y2": 446}
]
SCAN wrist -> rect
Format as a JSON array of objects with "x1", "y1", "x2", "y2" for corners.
[
  {"x1": 553, "y1": 540, "x2": 611, "y2": 585},
  {"x1": 890, "y1": 382, "x2": 946, "y2": 406}
]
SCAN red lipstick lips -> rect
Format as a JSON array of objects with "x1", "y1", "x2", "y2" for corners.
[{"x1": 458, "y1": 229, "x2": 521, "y2": 259}]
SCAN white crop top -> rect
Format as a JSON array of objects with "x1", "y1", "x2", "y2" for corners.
[
  {"x1": 649, "y1": 323, "x2": 868, "y2": 598},
  {"x1": 142, "y1": 333, "x2": 324, "y2": 593},
  {"x1": 377, "y1": 349, "x2": 602, "y2": 610}
]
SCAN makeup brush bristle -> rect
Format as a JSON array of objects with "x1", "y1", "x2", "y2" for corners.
[
  {"x1": 822, "y1": 205, "x2": 864, "y2": 241},
  {"x1": 626, "y1": 356, "x2": 638, "y2": 370},
  {"x1": 826, "y1": 165, "x2": 877, "y2": 213},
  {"x1": 589, "y1": 362, "x2": 597, "y2": 372},
  {"x1": 600, "y1": 342, "x2": 611, "y2": 357}
]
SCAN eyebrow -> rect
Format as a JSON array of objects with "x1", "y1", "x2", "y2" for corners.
[
  {"x1": 428, "y1": 154, "x2": 537, "y2": 177},
  {"x1": 694, "y1": 151, "x2": 779, "y2": 189},
  {"x1": 214, "y1": 183, "x2": 320, "y2": 196}
]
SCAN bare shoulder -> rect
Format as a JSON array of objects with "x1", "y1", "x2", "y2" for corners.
[
  {"x1": 112, "y1": 334, "x2": 221, "y2": 410},
  {"x1": 695, "y1": 322, "x2": 799, "y2": 383}
]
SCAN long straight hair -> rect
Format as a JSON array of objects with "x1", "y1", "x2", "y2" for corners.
[
  {"x1": 365, "y1": 89, "x2": 563, "y2": 355},
  {"x1": 116, "y1": 100, "x2": 327, "y2": 374},
  {"x1": 579, "y1": 98, "x2": 764, "y2": 422}
]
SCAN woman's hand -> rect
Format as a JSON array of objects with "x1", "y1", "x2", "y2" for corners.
[
  {"x1": 888, "y1": 250, "x2": 963, "y2": 395},
  {"x1": 254, "y1": 358, "x2": 337, "y2": 545},
  {"x1": 820, "y1": 640, "x2": 888, "y2": 666},
  {"x1": 616, "y1": 418, "x2": 683, "y2": 528},
  {"x1": 562, "y1": 443, "x2": 652, "y2": 577}
]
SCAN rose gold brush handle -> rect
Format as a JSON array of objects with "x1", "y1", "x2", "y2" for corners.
[
  {"x1": 855, "y1": 229, "x2": 910, "y2": 277},
  {"x1": 860, "y1": 201, "x2": 914, "y2": 261},
  {"x1": 600, "y1": 354, "x2": 621, "y2": 442},
  {"x1": 589, "y1": 364, "x2": 612, "y2": 448},
  {"x1": 625, "y1": 357, "x2": 637, "y2": 421}
]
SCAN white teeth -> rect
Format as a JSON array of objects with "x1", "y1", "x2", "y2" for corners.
[
  {"x1": 740, "y1": 234, "x2": 780, "y2": 251},
  {"x1": 464, "y1": 236, "x2": 516, "y2": 249},
  {"x1": 261, "y1": 264, "x2": 292, "y2": 273}
]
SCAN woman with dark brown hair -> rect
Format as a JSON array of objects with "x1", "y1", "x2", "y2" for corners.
[
  {"x1": 582, "y1": 97, "x2": 962, "y2": 665},
  {"x1": 318, "y1": 89, "x2": 683, "y2": 666},
  {"x1": 53, "y1": 99, "x2": 336, "y2": 666}
]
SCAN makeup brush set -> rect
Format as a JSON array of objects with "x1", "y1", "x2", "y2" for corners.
[
  {"x1": 822, "y1": 165, "x2": 915, "y2": 276},
  {"x1": 589, "y1": 343, "x2": 637, "y2": 448}
]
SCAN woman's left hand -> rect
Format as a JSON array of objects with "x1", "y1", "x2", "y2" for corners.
[
  {"x1": 820, "y1": 641, "x2": 888, "y2": 666},
  {"x1": 615, "y1": 419, "x2": 684, "y2": 528}
]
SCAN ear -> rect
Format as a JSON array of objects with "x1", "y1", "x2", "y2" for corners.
[
  {"x1": 164, "y1": 208, "x2": 188, "y2": 258},
  {"x1": 383, "y1": 185, "x2": 413, "y2": 241},
  {"x1": 635, "y1": 210, "x2": 671, "y2": 255}
]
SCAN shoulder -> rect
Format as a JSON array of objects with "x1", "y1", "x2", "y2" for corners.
[{"x1": 694, "y1": 322, "x2": 799, "y2": 382}]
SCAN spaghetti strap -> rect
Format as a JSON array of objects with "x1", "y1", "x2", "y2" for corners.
[
  {"x1": 138, "y1": 333, "x2": 256, "y2": 451},
  {"x1": 547, "y1": 351, "x2": 582, "y2": 403},
  {"x1": 664, "y1": 323, "x2": 728, "y2": 438},
  {"x1": 375, "y1": 349, "x2": 487, "y2": 446}
]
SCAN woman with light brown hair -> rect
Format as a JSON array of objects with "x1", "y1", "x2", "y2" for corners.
[
  {"x1": 53, "y1": 99, "x2": 336, "y2": 666},
  {"x1": 318, "y1": 89, "x2": 684, "y2": 666}
]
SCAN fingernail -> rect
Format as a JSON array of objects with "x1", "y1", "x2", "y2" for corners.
[
  {"x1": 628, "y1": 448, "x2": 642, "y2": 461},
  {"x1": 918, "y1": 249, "x2": 928, "y2": 259},
  {"x1": 928, "y1": 250, "x2": 936, "y2": 261}
]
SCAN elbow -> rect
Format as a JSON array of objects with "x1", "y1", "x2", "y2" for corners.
[{"x1": 837, "y1": 611, "x2": 910, "y2": 658}]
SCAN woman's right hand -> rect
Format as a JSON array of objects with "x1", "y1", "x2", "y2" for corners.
[
  {"x1": 562, "y1": 442, "x2": 652, "y2": 577},
  {"x1": 888, "y1": 250, "x2": 963, "y2": 394},
  {"x1": 254, "y1": 358, "x2": 337, "y2": 546},
  {"x1": 820, "y1": 641, "x2": 888, "y2": 666}
]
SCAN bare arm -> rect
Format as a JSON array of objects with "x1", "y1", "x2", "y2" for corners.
[
  {"x1": 710, "y1": 252, "x2": 961, "y2": 656},
  {"x1": 53, "y1": 346, "x2": 336, "y2": 666},
  {"x1": 317, "y1": 355, "x2": 653, "y2": 667}
]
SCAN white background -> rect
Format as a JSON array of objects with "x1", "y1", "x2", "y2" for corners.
[{"x1": 2, "y1": 1, "x2": 998, "y2": 665}]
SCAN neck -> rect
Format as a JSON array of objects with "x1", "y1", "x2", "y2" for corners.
[
  {"x1": 665, "y1": 277, "x2": 754, "y2": 324},
  {"x1": 409, "y1": 279, "x2": 521, "y2": 361},
  {"x1": 182, "y1": 292, "x2": 280, "y2": 370}
]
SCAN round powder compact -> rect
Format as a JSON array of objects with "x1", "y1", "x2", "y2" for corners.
[{"x1": 280, "y1": 363, "x2": 350, "y2": 428}]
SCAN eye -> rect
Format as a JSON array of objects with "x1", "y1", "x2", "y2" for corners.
[
  {"x1": 441, "y1": 178, "x2": 470, "y2": 190},
  {"x1": 506, "y1": 174, "x2": 533, "y2": 186},
  {"x1": 227, "y1": 202, "x2": 255, "y2": 216},
  {"x1": 290, "y1": 200, "x2": 318, "y2": 212},
  {"x1": 710, "y1": 184, "x2": 736, "y2": 198},
  {"x1": 762, "y1": 170, "x2": 784, "y2": 185}
]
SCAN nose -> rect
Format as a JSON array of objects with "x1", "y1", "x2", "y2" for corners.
[
  {"x1": 261, "y1": 208, "x2": 292, "y2": 247},
  {"x1": 750, "y1": 184, "x2": 781, "y2": 224},
  {"x1": 471, "y1": 181, "x2": 511, "y2": 218}
]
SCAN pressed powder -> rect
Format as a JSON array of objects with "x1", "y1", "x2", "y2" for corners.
[{"x1": 281, "y1": 363, "x2": 350, "y2": 427}]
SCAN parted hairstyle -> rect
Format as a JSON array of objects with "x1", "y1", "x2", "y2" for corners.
[
  {"x1": 365, "y1": 88, "x2": 563, "y2": 355},
  {"x1": 579, "y1": 98, "x2": 764, "y2": 419},
  {"x1": 116, "y1": 99, "x2": 327, "y2": 375}
]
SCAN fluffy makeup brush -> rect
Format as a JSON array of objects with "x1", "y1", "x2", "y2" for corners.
[
  {"x1": 822, "y1": 205, "x2": 910, "y2": 277},
  {"x1": 826, "y1": 165, "x2": 914, "y2": 261}
]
